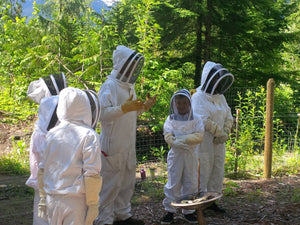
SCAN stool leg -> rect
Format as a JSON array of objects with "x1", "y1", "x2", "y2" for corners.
[{"x1": 197, "y1": 209, "x2": 206, "y2": 225}]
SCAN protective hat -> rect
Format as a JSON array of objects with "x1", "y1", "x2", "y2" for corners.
[
  {"x1": 200, "y1": 61, "x2": 234, "y2": 95},
  {"x1": 113, "y1": 45, "x2": 144, "y2": 84},
  {"x1": 57, "y1": 87, "x2": 100, "y2": 130},
  {"x1": 27, "y1": 73, "x2": 67, "y2": 103},
  {"x1": 169, "y1": 89, "x2": 193, "y2": 121}
]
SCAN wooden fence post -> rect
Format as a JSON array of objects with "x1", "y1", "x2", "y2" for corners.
[{"x1": 264, "y1": 78, "x2": 275, "y2": 179}]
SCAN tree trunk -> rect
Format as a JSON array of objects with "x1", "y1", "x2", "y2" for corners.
[
  {"x1": 194, "y1": 14, "x2": 203, "y2": 88},
  {"x1": 204, "y1": 0, "x2": 212, "y2": 62}
]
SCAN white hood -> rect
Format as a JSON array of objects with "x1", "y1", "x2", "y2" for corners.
[
  {"x1": 57, "y1": 87, "x2": 100, "y2": 128},
  {"x1": 110, "y1": 45, "x2": 144, "y2": 84},
  {"x1": 27, "y1": 73, "x2": 67, "y2": 103},
  {"x1": 169, "y1": 89, "x2": 194, "y2": 121},
  {"x1": 200, "y1": 61, "x2": 234, "y2": 95}
]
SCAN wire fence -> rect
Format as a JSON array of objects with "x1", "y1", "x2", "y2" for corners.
[{"x1": 136, "y1": 85, "x2": 300, "y2": 162}]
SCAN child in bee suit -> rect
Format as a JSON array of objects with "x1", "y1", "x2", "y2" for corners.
[
  {"x1": 25, "y1": 73, "x2": 67, "y2": 225},
  {"x1": 38, "y1": 87, "x2": 102, "y2": 225},
  {"x1": 161, "y1": 89, "x2": 205, "y2": 224},
  {"x1": 191, "y1": 61, "x2": 234, "y2": 213},
  {"x1": 95, "y1": 45, "x2": 157, "y2": 225}
]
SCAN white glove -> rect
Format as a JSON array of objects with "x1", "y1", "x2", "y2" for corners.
[
  {"x1": 171, "y1": 139, "x2": 191, "y2": 151},
  {"x1": 213, "y1": 134, "x2": 229, "y2": 144},
  {"x1": 224, "y1": 118, "x2": 233, "y2": 132},
  {"x1": 175, "y1": 133, "x2": 203, "y2": 145},
  {"x1": 224, "y1": 127, "x2": 231, "y2": 135},
  {"x1": 84, "y1": 175, "x2": 102, "y2": 225},
  {"x1": 164, "y1": 133, "x2": 176, "y2": 145},
  {"x1": 85, "y1": 205, "x2": 99, "y2": 225},
  {"x1": 205, "y1": 119, "x2": 223, "y2": 136},
  {"x1": 37, "y1": 168, "x2": 48, "y2": 220},
  {"x1": 213, "y1": 118, "x2": 232, "y2": 144}
]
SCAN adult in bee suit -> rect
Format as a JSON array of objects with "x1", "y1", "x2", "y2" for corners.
[
  {"x1": 95, "y1": 45, "x2": 157, "y2": 225},
  {"x1": 39, "y1": 87, "x2": 102, "y2": 225},
  {"x1": 191, "y1": 61, "x2": 234, "y2": 213},
  {"x1": 27, "y1": 72, "x2": 67, "y2": 104},
  {"x1": 25, "y1": 73, "x2": 67, "y2": 225}
]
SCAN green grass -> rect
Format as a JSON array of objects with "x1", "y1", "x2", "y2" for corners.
[{"x1": 0, "y1": 138, "x2": 30, "y2": 175}]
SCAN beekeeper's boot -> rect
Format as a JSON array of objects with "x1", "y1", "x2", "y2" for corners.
[
  {"x1": 113, "y1": 217, "x2": 144, "y2": 225},
  {"x1": 206, "y1": 202, "x2": 226, "y2": 213},
  {"x1": 182, "y1": 213, "x2": 198, "y2": 224},
  {"x1": 161, "y1": 212, "x2": 174, "y2": 224}
]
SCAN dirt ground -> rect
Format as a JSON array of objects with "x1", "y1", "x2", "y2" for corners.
[
  {"x1": 0, "y1": 174, "x2": 299, "y2": 225},
  {"x1": 0, "y1": 121, "x2": 300, "y2": 225}
]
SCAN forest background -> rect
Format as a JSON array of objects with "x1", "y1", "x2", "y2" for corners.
[
  {"x1": 0, "y1": 1, "x2": 300, "y2": 224},
  {"x1": 0, "y1": 0, "x2": 299, "y2": 176}
]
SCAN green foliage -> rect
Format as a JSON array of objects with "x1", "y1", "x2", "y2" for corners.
[
  {"x1": 223, "y1": 181, "x2": 240, "y2": 196},
  {"x1": 247, "y1": 189, "x2": 262, "y2": 202},
  {"x1": 225, "y1": 87, "x2": 266, "y2": 175},
  {"x1": 137, "y1": 62, "x2": 195, "y2": 130},
  {"x1": 132, "y1": 179, "x2": 165, "y2": 204},
  {"x1": 272, "y1": 149, "x2": 299, "y2": 176},
  {"x1": 225, "y1": 85, "x2": 299, "y2": 177},
  {"x1": 0, "y1": 0, "x2": 299, "y2": 180},
  {"x1": 0, "y1": 84, "x2": 37, "y2": 123},
  {"x1": 291, "y1": 188, "x2": 300, "y2": 203},
  {"x1": 0, "y1": 138, "x2": 29, "y2": 175},
  {"x1": 150, "y1": 146, "x2": 166, "y2": 162}
]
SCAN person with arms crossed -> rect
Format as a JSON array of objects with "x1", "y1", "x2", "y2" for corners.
[
  {"x1": 191, "y1": 61, "x2": 234, "y2": 213},
  {"x1": 161, "y1": 89, "x2": 204, "y2": 224}
]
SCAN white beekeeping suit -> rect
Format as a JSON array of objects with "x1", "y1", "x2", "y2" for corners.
[
  {"x1": 95, "y1": 45, "x2": 156, "y2": 225},
  {"x1": 27, "y1": 73, "x2": 67, "y2": 104},
  {"x1": 191, "y1": 61, "x2": 234, "y2": 211},
  {"x1": 39, "y1": 87, "x2": 102, "y2": 225},
  {"x1": 25, "y1": 73, "x2": 67, "y2": 225},
  {"x1": 162, "y1": 89, "x2": 204, "y2": 222}
]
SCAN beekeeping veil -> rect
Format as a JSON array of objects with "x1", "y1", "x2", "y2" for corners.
[
  {"x1": 27, "y1": 73, "x2": 67, "y2": 103},
  {"x1": 200, "y1": 61, "x2": 234, "y2": 95},
  {"x1": 83, "y1": 89, "x2": 101, "y2": 130},
  {"x1": 112, "y1": 45, "x2": 144, "y2": 84},
  {"x1": 169, "y1": 89, "x2": 193, "y2": 121}
]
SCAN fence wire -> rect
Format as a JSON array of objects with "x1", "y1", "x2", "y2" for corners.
[
  {"x1": 136, "y1": 86, "x2": 300, "y2": 161},
  {"x1": 133, "y1": 85, "x2": 299, "y2": 205}
]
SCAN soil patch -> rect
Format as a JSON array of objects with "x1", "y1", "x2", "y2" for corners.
[{"x1": 0, "y1": 174, "x2": 299, "y2": 225}]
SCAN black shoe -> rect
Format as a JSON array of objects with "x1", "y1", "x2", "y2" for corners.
[
  {"x1": 161, "y1": 212, "x2": 174, "y2": 224},
  {"x1": 182, "y1": 213, "x2": 198, "y2": 224},
  {"x1": 206, "y1": 202, "x2": 226, "y2": 213},
  {"x1": 113, "y1": 217, "x2": 145, "y2": 225}
]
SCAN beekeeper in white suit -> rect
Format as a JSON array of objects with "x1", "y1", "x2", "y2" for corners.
[
  {"x1": 27, "y1": 72, "x2": 67, "y2": 104},
  {"x1": 161, "y1": 89, "x2": 204, "y2": 224},
  {"x1": 95, "y1": 45, "x2": 156, "y2": 225},
  {"x1": 38, "y1": 87, "x2": 102, "y2": 225},
  {"x1": 26, "y1": 73, "x2": 67, "y2": 225},
  {"x1": 191, "y1": 61, "x2": 234, "y2": 213}
]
